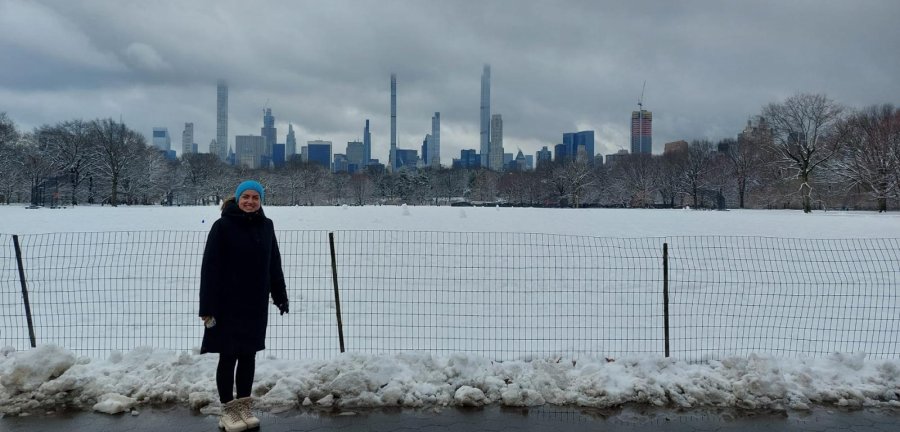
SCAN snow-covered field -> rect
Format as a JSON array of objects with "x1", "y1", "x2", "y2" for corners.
[
  {"x1": 3, "y1": 204, "x2": 900, "y2": 237},
  {"x1": 1, "y1": 205, "x2": 899, "y2": 415}
]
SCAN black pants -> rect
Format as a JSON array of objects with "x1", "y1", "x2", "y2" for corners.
[{"x1": 216, "y1": 352, "x2": 256, "y2": 403}]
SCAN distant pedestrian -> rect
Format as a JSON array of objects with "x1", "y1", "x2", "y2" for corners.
[{"x1": 199, "y1": 180, "x2": 289, "y2": 432}]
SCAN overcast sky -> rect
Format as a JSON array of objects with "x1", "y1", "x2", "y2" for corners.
[{"x1": 1, "y1": 0, "x2": 898, "y2": 163}]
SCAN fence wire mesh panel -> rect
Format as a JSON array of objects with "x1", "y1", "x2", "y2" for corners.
[
  {"x1": 1, "y1": 234, "x2": 30, "y2": 352},
  {"x1": 7, "y1": 231, "x2": 336, "y2": 360},
  {"x1": 2, "y1": 231, "x2": 899, "y2": 362},
  {"x1": 331, "y1": 231, "x2": 664, "y2": 361},
  {"x1": 667, "y1": 236, "x2": 900, "y2": 362},
  {"x1": 266, "y1": 230, "x2": 336, "y2": 360},
  {"x1": 11, "y1": 232, "x2": 208, "y2": 357}
]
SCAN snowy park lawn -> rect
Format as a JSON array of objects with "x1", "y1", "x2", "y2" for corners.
[{"x1": 1, "y1": 205, "x2": 899, "y2": 415}]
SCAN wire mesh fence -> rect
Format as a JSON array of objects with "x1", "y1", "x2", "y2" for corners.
[{"x1": 1, "y1": 231, "x2": 898, "y2": 362}]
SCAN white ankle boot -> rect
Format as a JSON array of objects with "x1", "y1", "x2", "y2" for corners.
[
  {"x1": 235, "y1": 397, "x2": 260, "y2": 429},
  {"x1": 219, "y1": 399, "x2": 248, "y2": 432}
]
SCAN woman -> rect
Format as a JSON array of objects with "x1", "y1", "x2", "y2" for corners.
[{"x1": 199, "y1": 180, "x2": 288, "y2": 432}]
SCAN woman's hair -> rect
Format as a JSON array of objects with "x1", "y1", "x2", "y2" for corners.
[{"x1": 221, "y1": 196, "x2": 236, "y2": 210}]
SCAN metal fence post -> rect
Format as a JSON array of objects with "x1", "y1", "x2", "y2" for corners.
[
  {"x1": 12, "y1": 235, "x2": 37, "y2": 348},
  {"x1": 663, "y1": 242, "x2": 670, "y2": 358},
  {"x1": 328, "y1": 232, "x2": 346, "y2": 353}
]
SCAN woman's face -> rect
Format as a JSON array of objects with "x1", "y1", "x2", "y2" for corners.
[{"x1": 238, "y1": 190, "x2": 261, "y2": 213}]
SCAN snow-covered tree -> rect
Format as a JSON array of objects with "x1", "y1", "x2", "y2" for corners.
[
  {"x1": 728, "y1": 118, "x2": 771, "y2": 208},
  {"x1": 609, "y1": 154, "x2": 659, "y2": 207},
  {"x1": 89, "y1": 119, "x2": 147, "y2": 206},
  {"x1": 0, "y1": 113, "x2": 22, "y2": 203},
  {"x1": 761, "y1": 93, "x2": 846, "y2": 213},
  {"x1": 681, "y1": 140, "x2": 715, "y2": 207},
  {"x1": 35, "y1": 120, "x2": 94, "y2": 205},
  {"x1": 833, "y1": 104, "x2": 900, "y2": 212}
]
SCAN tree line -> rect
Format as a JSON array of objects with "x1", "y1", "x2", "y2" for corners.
[{"x1": 1, "y1": 93, "x2": 897, "y2": 212}]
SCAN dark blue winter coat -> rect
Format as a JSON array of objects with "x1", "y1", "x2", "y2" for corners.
[{"x1": 199, "y1": 200, "x2": 287, "y2": 355}]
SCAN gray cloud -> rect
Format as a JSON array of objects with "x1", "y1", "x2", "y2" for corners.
[{"x1": 1, "y1": 0, "x2": 898, "y2": 163}]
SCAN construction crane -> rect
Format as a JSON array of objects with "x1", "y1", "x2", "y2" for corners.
[
  {"x1": 638, "y1": 81, "x2": 646, "y2": 111},
  {"x1": 637, "y1": 81, "x2": 647, "y2": 154}
]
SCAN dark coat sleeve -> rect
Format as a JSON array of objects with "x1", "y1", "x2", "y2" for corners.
[
  {"x1": 268, "y1": 222, "x2": 288, "y2": 306},
  {"x1": 199, "y1": 221, "x2": 223, "y2": 317}
]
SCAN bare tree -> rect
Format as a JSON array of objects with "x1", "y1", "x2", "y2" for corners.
[
  {"x1": 0, "y1": 113, "x2": 22, "y2": 203},
  {"x1": 728, "y1": 119, "x2": 771, "y2": 208},
  {"x1": 833, "y1": 104, "x2": 900, "y2": 212},
  {"x1": 432, "y1": 167, "x2": 467, "y2": 205},
  {"x1": 762, "y1": 93, "x2": 845, "y2": 213},
  {"x1": 657, "y1": 150, "x2": 686, "y2": 207},
  {"x1": 610, "y1": 154, "x2": 659, "y2": 207},
  {"x1": 0, "y1": 113, "x2": 17, "y2": 147},
  {"x1": 680, "y1": 140, "x2": 715, "y2": 207},
  {"x1": 330, "y1": 172, "x2": 351, "y2": 205},
  {"x1": 498, "y1": 171, "x2": 531, "y2": 205},
  {"x1": 470, "y1": 169, "x2": 500, "y2": 202},
  {"x1": 121, "y1": 146, "x2": 169, "y2": 204},
  {"x1": 182, "y1": 153, "x2": 227, "y2": 204},
  {"x1": 283, "y1": 159, "x2": 326, "y2": 205},
  {"x1": 36, "y1": 120, "x2": 94, "y2": 205},
  {"x1": 349, "y1": 172, "x2": 374, "y2": 205},
  {"x1": 16, "y1": 132, "x2": 54, "y2": 206},
  {"x1": 90, "y1": 118, "x2": 147, "y2": 206}
]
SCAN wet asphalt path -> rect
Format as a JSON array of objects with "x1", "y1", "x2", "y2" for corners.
[{"x1": 2, "y1": 405, "x2": 899, "y2": 432}]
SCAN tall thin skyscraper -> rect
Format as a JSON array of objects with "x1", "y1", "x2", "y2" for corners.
[
  {"x1": 215, "y1": 79, "x2": 228, "y2": 161},
  {"x1": 363, "y1": 119, "x2": 372, "y2": 165},
  {"x1": 390, "y1": 74, "x2": 397, "y2": 171},
  {"x1": 286, "y1": 124, "x2": 297, "y2": 159},
  {"x1": 631, "y1": 110, "x2": 653, "y2": 154},
  {"x1": 489, "y1": 114, "x2": 504, "y2": 170},
  {"x1": 182, "y1": 122, "x2": 194, "y2": 156},
  {"x1": 480, "y1": 64, "x2": 491, "y2": 168},
  {"x1": 261, "y1": 108, "x2": 276, "y2": 167},
  {"x1": 430, "y1": 112, "x2": 441, "y2": 168}
]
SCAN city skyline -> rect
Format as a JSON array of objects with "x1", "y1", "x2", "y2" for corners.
[{"x1": 1, "y1": 1, "x2": 898, "y2": 164}]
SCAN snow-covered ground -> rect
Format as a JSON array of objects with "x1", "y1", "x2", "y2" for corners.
[
  {"x1": 1, "y1": 205, "x2": 899, "y2": 415},
  {"x1": 3, "y1": 204, "x2": 900, "y2": 237}
]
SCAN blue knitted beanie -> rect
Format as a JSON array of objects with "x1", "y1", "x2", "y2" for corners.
[{"x1": 235, "y1": 180, "x2": 265, "y2": 202}]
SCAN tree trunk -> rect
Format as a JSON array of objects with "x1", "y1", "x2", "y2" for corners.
[
  {"x1": 110, "y1": 175, "x2": 118, "y2": 207},
  {"x1": 878, "y1": 197, "x2": 887, "y2": 213},
  {"x1": 800, "y1": 172, "x2": 812, "y2": 213},
  {"x1": 738, "y1": 178, "x2": 746, "y2": 209}
]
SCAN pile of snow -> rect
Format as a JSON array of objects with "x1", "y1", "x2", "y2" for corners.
[{"x1": 1, "y1": 345, "x2": 898, "y2": 416}]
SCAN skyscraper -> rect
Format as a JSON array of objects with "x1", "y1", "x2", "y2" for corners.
[
  {"x1": 536, "y1": 146, "x2": 552, "y2": 168},
  {"x1": 631, "y1": 110, "x2": 652, "y2": 154},
  {"x1": 152, "y1": 127, "x2": 170, "y2": 151},
  {"x1": 480, "y1": 64, "x2": 491, "y2": 168},
  {"x1": 181, "y1": 122, "x2": 194, "y2": 156},
  {"x1": 563, "y1": 131, "x2": 595, "y2": 162},
  {"x1": 261, "y1": 108, "x2": 276, "y2": 168},
  {"x1": 489, "y1": 114, "x2": 503, "y2": 170},
  {"x1": 286, "y1": 124, "x2": 297, "y2": 159},
  {"x1": 215, "y1": 79, "x2": 228, "y2": 161},
  {"x1": 307, "y1": 140, "x2": 332, "y2": 170},
  {"x1": 235, "y1": 135, "x2": 265, "y2": 169},
  {"x1": 346, "y1": 141, "x2": 365, "y2": 172},
  {"x1": 421, "y1": 134, "x2": 431, "y2": 167},
  {"x1": 389, "y1": 74, "x2": 397, "y2": 172},
  {"x1": 429, "y1": 112, "x2": 440, "y2": 168},
  {"x1": 363, "y1": 119, "x2": 372, "y2": 165}
]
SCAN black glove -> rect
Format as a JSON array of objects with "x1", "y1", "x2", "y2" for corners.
[{"x1": 277, "y1": 300, "x2": 289, "y2": 315}]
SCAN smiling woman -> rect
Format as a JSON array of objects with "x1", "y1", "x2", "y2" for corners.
[{"x1": 199, "y1": 179, "x2": 288, "y2": 431}]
